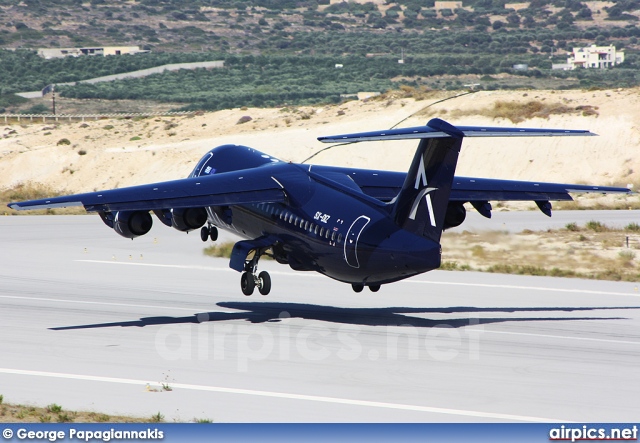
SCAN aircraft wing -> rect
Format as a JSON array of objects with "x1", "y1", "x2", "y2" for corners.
[
  {"x1": 449, "y1": 177, "x2": 631, "y2": 201},
  {"x1": 310, "y1": 166, "x2": 632, "y2": 202},
  {"x1": 8, "y1": 168, "x2": 286, "y2": 212}
]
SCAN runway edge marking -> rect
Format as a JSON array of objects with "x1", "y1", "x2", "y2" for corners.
[{"x1": 0, "y1": 367, "x2": 568, "y2": 423}]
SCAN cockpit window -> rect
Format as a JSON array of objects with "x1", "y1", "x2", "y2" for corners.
[{"x1": 190, "y1": 152, "x2": 215, "y2": 177}]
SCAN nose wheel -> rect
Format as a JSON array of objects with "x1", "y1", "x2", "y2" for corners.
[{"x1": 240, "y1": 248, "x2": 271, "y2": 296}]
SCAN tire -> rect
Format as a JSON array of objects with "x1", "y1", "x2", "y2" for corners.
[
  {"x1": 258, "y1": 271, "x2": 271, "y2": 296},
  {"x1": 200, "y1": 226, "x2": 209, "y2": 242},
  {"x1": 210, "y1": 226, "x2": 218, "y2": 241},
  {"x1": 241, "y1": 272, "x2": 255, "y2": 296},
  {"x1": 369, "y1": 284, "x2": 380, "y2": 292},
  {"x1": 351, "y1": 283, "x2": 364, "y2": 293}
]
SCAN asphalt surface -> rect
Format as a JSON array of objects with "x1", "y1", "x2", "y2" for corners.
[{"x1": 1, "y1": 215, "x2": 639, "y2": 422}]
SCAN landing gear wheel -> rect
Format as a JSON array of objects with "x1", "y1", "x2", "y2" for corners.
[
  {"x1": 352, "y1": 283, "x2": 364, "y2": 293},
  {"x1": 369, "y1": 284, "x2": 380, "y2": 292},
  {"x1": 209, "y1": 226, "x2": 218, "y2": 241},
  {"x1": 240, "y1": 245, "x2": 273, "y2": 296},
  {"x1": 258, "y1": 271, "x2": 271, "y2": 295},
  {"x1": 200, "y1": 226, "x2": 209, "y2": 242},
  {"x1": 241, "y1": 272, "x2": 255, "y2": 296}
]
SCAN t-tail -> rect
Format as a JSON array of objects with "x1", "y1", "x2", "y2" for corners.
[
  {"x1": 316, "y1": 117, "x2": 598, "y2": 243},
  {"x1": 390, "y1": 118, "x2": 463, "y2": 243}
]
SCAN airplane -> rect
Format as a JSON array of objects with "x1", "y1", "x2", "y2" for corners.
[{"x1": 8, "y1": 118, "x2": 632, "y2": 295}]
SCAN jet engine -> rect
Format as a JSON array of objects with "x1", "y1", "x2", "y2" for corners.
[
  {"x1": 442, "y1": 202, "x2": 466, "y2": 230},
  {"x1": 170, "y1": 207, "x2": 207, "y2": 232},
  {"x1": 106, "y1": 211, "x2": 153, "y2": 239}
]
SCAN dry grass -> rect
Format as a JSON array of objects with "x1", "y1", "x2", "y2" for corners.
[
  {"x1": 377, "y1": 85, "x2": 442, "y2": 101},
  {"x1": 448, "y1": 100, "x2": 598, "y2": 123},
  {"x1": 441, "y1": 222, "x2": 640, "y2": 282},
  {"x1": 203, "y1": 241, "x2": 273, "y2": 261},
  {"x1": 203, "y1": 241, "x2": 236, "y2": 258},
  {"x1": 0, "y1": 182, "x2": 85, "y2": 216},
  {"x1": 0, "y1": 401, "x2": 153, "y2": 423}
]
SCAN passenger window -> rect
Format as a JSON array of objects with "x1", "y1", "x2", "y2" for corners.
[
  {"x1": 325, "y1": 230, "x2": 330, "y2": 239},
  {"x1": 314, "y1": 225, "x2": 319, "y2": 235},
  {"x1": 337, "y1": 233, "x2": 342, "y2": 243},
  {"x1": 331, "y1": 231, "x2": 336, "y2": 241},
  {"x1": 320, "y1": 227, "x2": 325, "y2": 237}
]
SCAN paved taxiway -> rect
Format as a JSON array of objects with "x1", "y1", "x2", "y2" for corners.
[{"x1": 1, "y1": 215, "x2": 640, "y2": 422}]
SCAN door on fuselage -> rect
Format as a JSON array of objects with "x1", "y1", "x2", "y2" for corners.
[{"x1": 344, "y1": 215, "x2": 370, "y2": 268}]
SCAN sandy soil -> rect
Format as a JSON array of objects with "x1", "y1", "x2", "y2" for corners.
[{"x1": 1, "y1": 88, "x2": 639, "y2": 196}]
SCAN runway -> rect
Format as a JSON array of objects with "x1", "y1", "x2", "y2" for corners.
[{"x1": 1, "y1": 215, "x2": 640, "y2": 422}]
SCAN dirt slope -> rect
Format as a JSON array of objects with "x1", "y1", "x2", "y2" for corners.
[{"x1": 1, "y1": 88, "x2": 639, "y2": 196}]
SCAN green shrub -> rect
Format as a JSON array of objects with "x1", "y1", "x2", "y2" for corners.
[
  {"x1": 46, "y1": 404, "x2": 62, "y2": 414},
  {"x1": 565, "y1": 222, "x2": 579, "y2": 231},
  {"x1": 625, "y1": 222, "x2": 640, "y2": 232},
  {"x1": 150, "y1": 412, "x2": 164, "y2": 423},
  {"x1": 585, "y1": 220, "x2": 608, "y2": 232}
]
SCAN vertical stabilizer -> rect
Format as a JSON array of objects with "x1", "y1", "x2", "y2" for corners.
[{"x1": 391, "y1": 118, "x2": 463, "y2": 243}]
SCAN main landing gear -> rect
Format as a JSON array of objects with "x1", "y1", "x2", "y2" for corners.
[
  {"x1": 240, "y1": 248, "x2": 271, "y2": 296},
  {"x1": 351, "y1": 283, "x2": 380, "y2": 293},
  {"x1": 200, "y1": 224, "x2": 218, "y2": 242}
]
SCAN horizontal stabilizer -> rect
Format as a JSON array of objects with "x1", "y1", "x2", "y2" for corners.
[{"x1": 318, "y1": 118, "x2": 595, "y2": 143}]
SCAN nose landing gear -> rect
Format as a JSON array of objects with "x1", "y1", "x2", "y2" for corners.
[{"x1": 240, "y1": 248, "x2": 271, "y2": 296}]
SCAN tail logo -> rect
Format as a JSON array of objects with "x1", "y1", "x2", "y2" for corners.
[{"x1": 409, "y1": 156, "x2": 437, "y2": 227}]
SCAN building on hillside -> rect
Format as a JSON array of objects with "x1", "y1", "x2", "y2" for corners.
[
  {"x1": 37, "y1": 46, "x2": 148, "y2": 59},
  {"x1": 434, "y1": 1, "x2": 462, "y2": 10},
  {"x1": 329, "y1": 0, "x2": 385, "y2": 3},
  {"x1": 504, "y1": 2, "x2": 530, "y2": 10},
  {"x1": 564, "y1": 44, "x2": 624, "y2": 69}
]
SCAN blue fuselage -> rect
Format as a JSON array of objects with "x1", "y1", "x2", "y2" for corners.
[{"x1": 195, "y1": 146, "x2": 440, "y2": 285}]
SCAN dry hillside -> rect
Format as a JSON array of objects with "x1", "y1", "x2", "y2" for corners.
[{"x1": 1, "y1": 88, "x2": 639, "y2": 210}]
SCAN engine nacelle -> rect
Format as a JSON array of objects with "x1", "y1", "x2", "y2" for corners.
[
  {"x1": 443, "y1": 202, "x2": 466, "y2": 231},
  {"x1": 113, "y1": 211, "x2": 153, "y2": 239},
  {"x1": 171, "y1": 207, "x2": 207, "y2": 232}
]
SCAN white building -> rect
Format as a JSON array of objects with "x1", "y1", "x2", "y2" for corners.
[
  {"x1": 37, "y1": 46, "x2": 148, "y2": 59},
  {"x1": 566, "y1": 44, "x2": 624, "y2": 69}
]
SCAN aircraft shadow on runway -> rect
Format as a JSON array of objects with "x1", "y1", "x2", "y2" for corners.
[{"x1": 48, "y1": 302, "x2": 637, "y2": 330}]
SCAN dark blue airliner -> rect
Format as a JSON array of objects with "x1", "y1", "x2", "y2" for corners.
[{"x1": 9, "y1": 118, "x2": 630, "y2": 295}]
